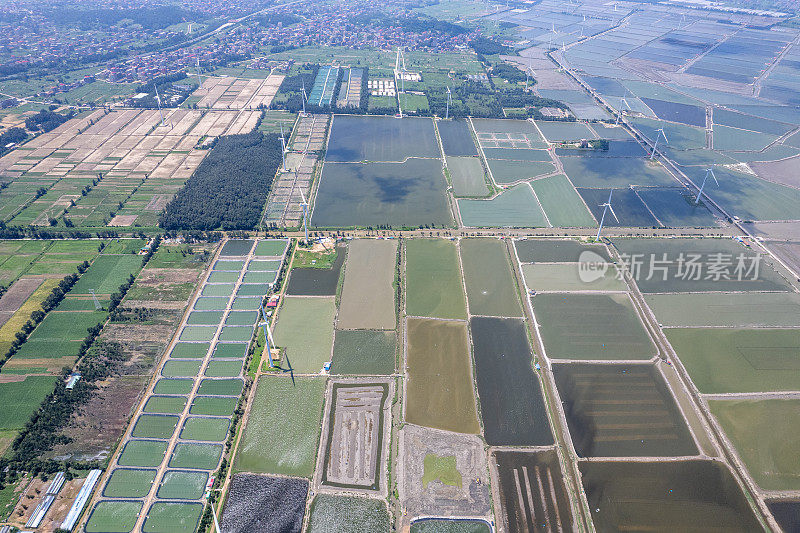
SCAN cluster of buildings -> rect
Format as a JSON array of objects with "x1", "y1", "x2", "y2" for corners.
[
  {"x1": 0, "y1": 17, "x2": 180, "y2": 78},
  {"x1": 368, "y1": 79, "x2": 396, "y2": 97},
  {"x1": 237, "y1": 9, "x2": 476, "y2": 52},
  {"x1": 39, "y1": 75, "x2": 96, "y2": 98}
]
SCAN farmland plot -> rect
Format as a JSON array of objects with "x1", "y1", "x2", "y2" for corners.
[
  {"x1": 405, "y1": 319, "x2": 479, "y2": 434},
  {"x1": 337, "y1": 239, "x2": 396, "y2": 330}
]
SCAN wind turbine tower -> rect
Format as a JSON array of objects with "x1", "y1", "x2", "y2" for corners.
[
  {"x1": 595, "y1": 190, "x2": 619, "y2": 241},
  {"x1": 259, "y1": 320, "x2": 277, "y2": 368},
  {"x1": 154, "y1": 84, "x2": 165, "y2": 126},
  {"x1": 195, "y1": 56, "x2": 202, "y2": 87},
  {"x1": 90, "y1": 289, "x2": 101, "y2": 310},
  {"x1": 299, "y1": 188, "x2": 309, "y2": 244},
  {"x1": 616, "y1": 97, "x2": 631, "y2": 125},
  {"x1": 650, "y1": 128, "x2": 668, "y2": 160},
  {"x1": 445, "y1": 87, "x2": 452, "y2": 119},
  {"x1": 301, "y1": 80, "x2": 308, "y2": 116},
  {"x1": 695, "y1": 167, "x2": 718, "y2": 204},
  {"x1": 279, "y1": 123, "x2": 288, "y2": 172}
]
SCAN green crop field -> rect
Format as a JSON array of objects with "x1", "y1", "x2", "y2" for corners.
[
  {"x1": 713, "y1": 125, "x2": 778, "y2": 152},
  {"x1": 253, "y1": 239, "x2": 289, "y2": 257},
  {"x1": 197, "y1": 378, "x2": 243, "y2": 396},
  {"x1": 446, "y1": 156, "x2": 489, "y2": 197},
  {"x1": 561, "y1": 157, "x2": 677, "y2": 188},
  {"x1": 118, "y1": 440, "x2": 169, "y2": 467},
  {"x1": 242, "y1": 271, "x2": 277, "y2": 284},
  {"x1": 532, "y1": 293, "x2": 655, "y2": 360},
  {"x1": 331, "y1": 330, "x2": 395, "y2": 375},
  {"x1": 411, "y1": 519, "x2": 491, "y2": 533},
  {"x1": 153, "y1": 378, "x2": 194, "y2": 395},
  {"x1": 515, "y1": 239, "x2": 612, "y2": 264},
  {"x1": 205, "y1": 359, "x2": 243, "y2": 377},
  {"x1": 422, "y1": 454, "x2": 462, "y2": 488},
  {"x1": 213, "y1": 343, "x2": 247, "y2": 358},
  {"x1": 190, "y1": 396, "x2": 237, "y2": 417},
  {"x1": 486, "y1": 159, "x2": 555, "y2": 184},
  {"x1": 208, "y1": 271, "x2": 239, "y2": 283},
  {"x1": 180, "y1": 416, "x2": 230, "y2": 441},
  {"x1": 235, "y1": 376, "x2": 326, "y2": 477},
  {"x1": 611, "y1": 238, "x2": 791, "y2": 293},
  {"x1": 645, "y1": 293, "x2": 800, "y2": 327},
  {"x1": 187, "y1": 311, "x2": 225, "y2": 325},
  {"x1": 225, "y1": 311, "x2": 258, "y2": 326},
  {"x1": 0, "y1": 375, "x2": 57, "y2": 431},
  {"x1": 307, "y1": 495, "x2": 391, "y2": 533},
  {"x1": 231, "y1": 297, "x2": 262, "y2": 311},
  {"x1": 521, "y1": 263, "x2": 625, "y2": 292},
  {"x1": 666, "y1": 328, "x2": 800, "y2": 393},
  {"x1": 86, "y1": 501, "x2": 142, "y2": 533},
  {"x1": 14, "y1": 309, "x2": 106, "y2": 360},
  {"x1": 530, "y1": 175, "x2": 596, "y2": 227},
  {"x1": 143, "y1": 502, "x2": 203, "y2": 533},
  {"x1": 157, "y1": 470, "x2": 208, "y2": 500},
  {"x1": 143, "y1": 396, "x2": 187, "y2": 414},
  {"x1": 710, "y1": 399, "x2": 800, "y2": 491},
  {"x1": 337, "y1": 239, "x2": 397, "y2": 330},
  {"x1": 460, "y1": 238, "x2": 523, "y2": 317},
  {"x1": 458, "y1": 185, "x2": 548, "y2": 228},
  {"x1": 179, "y1": 326, "x2": 218, "y2": 342},
  {"x1": 202, "y1": 283, "x2": 235, "y2": 297},
  {"x1": 274, "y1": 297, "x2": 335, "y2": 373},
  {"x1": 219, "y1": 326, "x2": 254, "y2": 342},
  {"x1": 161, "y1": 359, "x2": 202, "y2": 378},
  {"x1": 194, "y1": 297, "x2": 229, "y2": 310},
  {"x1": 71, "y1": 254, "x2": 143, "y2": 295},
  {"x1": 405, "y1": 239, "x2": 467, "y2": 319},
  {"x1": 103, "y1": 468, "x2": 157, "y2": 498},
  {"x1": 405, "y1": 318, "x2": 480, "y2": 434},
  {"x1": 0, "y1": 279, "x2": 59, "y2": 354},
  {"x1": 214, "y1": 260, "x2": 245, "y2": 271},
  {"x1": 169, "y1": 442, "x2": 223, "y2": 470},
  {"x1": 132, "y1": 414, "x2": 179, "y2": 439},
  {"x1": 400, "y1": 93, "x2": 430, "y2": 113}
]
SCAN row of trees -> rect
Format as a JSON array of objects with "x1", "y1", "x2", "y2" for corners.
[{"x1": 160, "y1": 131, "x2": 282, "y2": 230}]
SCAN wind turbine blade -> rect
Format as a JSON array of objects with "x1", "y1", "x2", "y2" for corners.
[
  {"x1": 607, "y1": 189, "x2": 614, "y2": 203},
  {"x1": 710, "y1": 168, "x2": 718, "y2": 185},
  {"x1": 607, "y1": 204, "x2": 620, "y2": 223},
  {"x1": 299, "y1": 187, "x2": 307, "y2": 205},
  {"x1": 661, "y1": 129, "x2": 669, "y2": 144}
]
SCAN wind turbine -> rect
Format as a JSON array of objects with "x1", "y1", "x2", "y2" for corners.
[
  {"x1": 279, "y1": 123, "x2": 288, "y2": 171},
  {"x1": 210, "y1": 500, "x2": 221, "y2": 533},
  {"x1": 195, "y1": 55, "x2": 202, "y2": 87},
  {"x1": 444, "y1": 86, "x2": 452, "y2": 119},
  {"x1": 298, "y1": 188, "x2": 309, "y2": 244},
  {"x1": 90, "y1": 289, "x2": 101, "y2": 310},
  {"x1": 595, "y1": 190, "x2": 619, "y2": 241},
  {"x1": 615, "y1": 97, "x2": 631, "y2": 125},
  {"x1": 258, "y1": 319, "x2": 277, "y2": 368},
  {"x1": 301, "y1": 80, "x2": 307, "y2": 116},
  {"x1": 154, "y1": 84, "x2": 165, "y2": 126},
  {"x1": 650, "y1": 128, "x2": 668, "y2": 160},
  {"x1": 695, "y1": 167, "x2": 718, "y2": 204}
]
